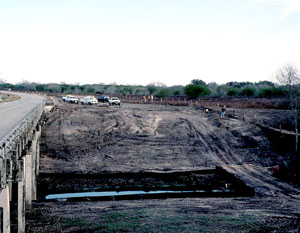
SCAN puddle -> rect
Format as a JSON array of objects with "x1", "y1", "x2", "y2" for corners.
[{"x1": 46, "y1": 190, "x2": 208, "y2": 200}]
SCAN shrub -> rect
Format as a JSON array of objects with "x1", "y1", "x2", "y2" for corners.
[
  {"x1": 156, "y1": 88, "x2": 170, "y2": 99},
  {"x1": 227, "y1": 88, "x2": 238, "y2": 97},
  {"x1": 36, "y1": 84, "x2": 47, "y2": 92},
  {"x1": 184, "y1": 84, "x2": 211, "y2": 99},
  {"x1": 87, "y1": 87, "x2": 95, "y2": 93},
  {"x1": 240, "y1": 87, "x2": 255, "y2": 97},
  {"x1": 259, "y1": 88, "x2": 286, "y2": 98}
]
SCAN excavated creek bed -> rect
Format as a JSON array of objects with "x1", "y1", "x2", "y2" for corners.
[{"x1": 38, "y1": 167, "x2": 254, "y2": 201}]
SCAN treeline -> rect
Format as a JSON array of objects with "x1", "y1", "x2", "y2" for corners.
[{"x1": 0, "y1": 79, "x2": 286, "y2": 99}]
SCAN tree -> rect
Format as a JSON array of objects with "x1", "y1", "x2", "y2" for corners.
[
  {"x1": 173, "y1": 90, "x2": 180, "y2": 96},
  {"x1": 184, "y1": 84, "x2": 211, "y2": 99},
  {"x1": 79, "y1": 85, "x2": 85, "y2": 92},
  {"x1": 191, "y1": 79, "x2": 207, "y2": 86},
  {"x1": 227, "y1": 88, "x2": 238, "y2": 97},
  {"x1": 87, "y1": 87, "x2": 95, "y2": 93},
  {"x1": 276, "y1": 63, "x2": 300, "y2": 152},
  {"x1": 60, "y1": 84, "x2": 69, "y2": 93},
  {"x1": 240, "y1": 87, "x2": 255, "y2": 97},
  {"x1": 146, "y1": 85, "x2": 157, "y2": 95},
  {"x1": 156, "y1": 88, "x2": 170, "y2": 99},
  {"x1": 36, "y1": 84, "x2": 47, "y2": 92}
]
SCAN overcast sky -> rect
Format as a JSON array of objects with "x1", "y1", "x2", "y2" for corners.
[{"x1": 1, "y1": 0, "x2": 300, "y2": 86}]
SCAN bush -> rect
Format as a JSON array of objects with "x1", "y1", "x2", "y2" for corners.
[
  {"x1": 259, "y1": 88, "x2": 286, "y2": 98},
  {"x1": 227, "y1": 88, "x2": 238, "y2": 97},
  {"x1": 259, "y1": 88, "x2": 273, "y2": 98},
  {"x1": 240, "y1": 87, "x2": 255, "y2": 97},
  {"x1": 146, "y1": 85, "x2": 157, "y2": 95},
  {"x1": 60, "y1": 84, "x2": 69, "y2": 93},
  {"x1": 156, "y1": 88, "x2": 170, "y2": 99},
  {"x1": 184, "y1": 84, "x2": 211, "y2": 99},
  {"x1": 87, "y1": 87, "x2": 95, "y2": 93},
  {"x1": 36, "y1": 84, "x2": 47, "y2": 92},
  {"x1": 173, "y1": 90, "x2": 180, "y2": 96}
]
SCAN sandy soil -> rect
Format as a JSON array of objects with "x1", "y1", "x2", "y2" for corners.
[
  {"x1": 0, "y1": 92, "x2": 21, "y2": 102},
  {"x1": 27, "y1": 98, "x2": 300, "y2": 232}
]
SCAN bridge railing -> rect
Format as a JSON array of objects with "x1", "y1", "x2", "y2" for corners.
[{"x1": 0, "y1": 101, "x2": 45, "y2": 189}]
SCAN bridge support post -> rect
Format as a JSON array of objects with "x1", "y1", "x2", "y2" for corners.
[
  {"x1": 0, "y1": 187, "x2": 11, "y2": 233},
  {"x1": 25, "y1": 153, "x2": 33, "y2": 208},
  {"x1": 17, "y1": 157, "x2": 25, "y2": 233},
  {"x1": 31, "y1": 137, "x2": 37, "y2": 202}
]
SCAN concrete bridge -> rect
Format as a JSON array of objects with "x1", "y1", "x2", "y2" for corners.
[{"x1": 0, "y1": 92, "x2": 45, "y2": 233}]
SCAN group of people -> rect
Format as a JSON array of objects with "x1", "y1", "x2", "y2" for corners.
[
  {"x1": 204, "y1": 105, "x2": 226, "y2": 118},
  {"x1": 142, "y1": 95, "x2": 154, "y2": 103}
]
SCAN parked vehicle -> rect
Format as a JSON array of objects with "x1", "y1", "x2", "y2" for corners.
[
  {"x1": 80, "y1": 96, "x2": 98, "y2": 105},
  {"x1": 109, "y1": 97, "x2": 121, "y2": 106},
  {"x1": 62, "y1": 95, "x2": 79, "y2": 104},
  {"x1": 97, "y1": 95, "x2": 110, "y2": 103}
]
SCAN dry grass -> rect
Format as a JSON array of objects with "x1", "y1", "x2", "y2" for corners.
[{"x1": 0, "y1": 92, "x2": 21, "y2": 102}]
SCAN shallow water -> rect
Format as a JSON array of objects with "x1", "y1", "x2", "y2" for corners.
[{"x1": 45, "y1": 190, "x2": 211, "y2": 200}]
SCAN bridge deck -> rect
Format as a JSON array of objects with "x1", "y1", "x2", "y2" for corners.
[{"x1": 0, "y1": 91, "x2": 44, "y2": 141}]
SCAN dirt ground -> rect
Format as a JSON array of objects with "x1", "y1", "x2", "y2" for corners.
[
  {"x1": 0, "y1": 92, "x2": 21, "y2": 102},
  {"x1": 27, "y1": 98, "x2": 300, "y2": 232}
]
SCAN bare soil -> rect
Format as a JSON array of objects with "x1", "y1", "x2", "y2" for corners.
[
  {"x1": 0, "y1": 92, "x2": 21, "y2": 102},
  {"x1": 27, "y1": 98, "x2": 300, "y2": 232}
]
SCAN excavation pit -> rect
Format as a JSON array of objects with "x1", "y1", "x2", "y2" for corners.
[{"x1": 39, "y1": 167, "x2": 254, "y2": 201}]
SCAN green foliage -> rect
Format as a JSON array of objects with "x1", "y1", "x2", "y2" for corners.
[
  {"x1": 226, "y1": 81, "x2": 253, "y2": 89},
  {"x1": 255, "y1": 80, "x2": 275, "y2": 87},
  {"x1": 258, "y1": 88, "x2": 286, "y2": 98},
  {"x1": 121, "y1": 86, "x2": 133, "y2": 95},
  {"x1": 240, "y1": 87, "x2": 255, "y2": 97},
  {"x1": 36, "y1": 84, "x2": 47, "y2": 92},
  {"x1": 0, "y1": 83, "x2": 15, "y2": 89},
  {"x1": 60, "y1": 84, "x2": 69, "y2": 93},
  {"x1": 191, "y1": 79, "x2": 207, "y2": 86},
  {"x1": 147, "y1": 85, "x2": 157, "y2": 95},
  {"x1": 87, "y1": 87, "x2": 95, "y2": 93},
  {"x1": 14, "y1": 85, "x2": 25, "y2": 90},
  {"x1": 184, "y1": 84, "x2": 211, "y2": 99},
  {"x1": 79, "y1": 85, "x2": 85, "y2": 92},
  {"x1": 173, "y1": 90, "x2": 180, "y2": 96},
  {"x1": 216, "y1": 85, "x2": 229, "y2": 96},
  {"x1": 227, "y1": 88, "x2": 238, "y2": 97},
  {"x1": 156, "y1": 88, "x2": 170, "y2": 98}
]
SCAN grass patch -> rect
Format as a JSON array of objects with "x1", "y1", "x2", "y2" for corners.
[{"x1": 57, "y1": 208, "x2": 266, "y2": 233}]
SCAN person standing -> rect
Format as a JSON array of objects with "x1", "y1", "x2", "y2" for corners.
[{"x1": 220, "y1": 106, "x2": 226, "y2": 118}]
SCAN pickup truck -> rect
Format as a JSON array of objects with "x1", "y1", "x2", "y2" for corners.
[
  {"x1": 97, "y1": 95, "x2": 110, "y2": 103},
  {"x1": 62, "y1": 95, "x2": 79, "y2": 104},
  {"x1": 80, "y1": 96, "x2": 98, "y2": 105},
  {"x1": 109, "y1": 97, "x2": 121, "y2": 106}
]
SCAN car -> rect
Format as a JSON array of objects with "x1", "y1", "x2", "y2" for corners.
[
  {"x1": 62, "y1": 95, "x2": 79, "y2": 104},
  {"x1": 109, "y1": 97, "x2": 121, "y2": 106},
  {"x1": 80, "y1": 96, "x2": 98, "y2": 105},
  {"x1": 97, "y1": 95, "x2": 110, "y2": 103}
]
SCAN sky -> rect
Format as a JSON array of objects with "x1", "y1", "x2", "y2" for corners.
[{"x1": 0, "y1": 0, "x2": 300, "y2": 86}]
